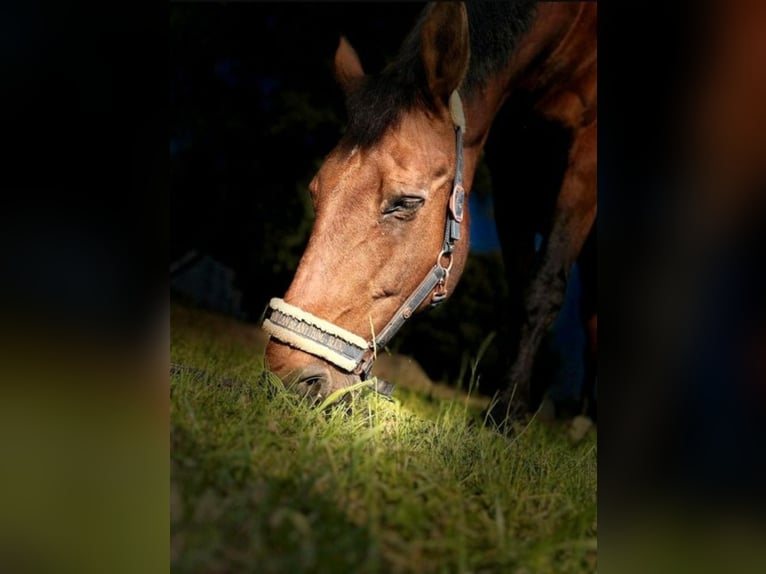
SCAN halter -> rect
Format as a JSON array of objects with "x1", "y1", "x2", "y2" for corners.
[{"x1": 262, "y1": 92, "x2": 466, "y2": 380}]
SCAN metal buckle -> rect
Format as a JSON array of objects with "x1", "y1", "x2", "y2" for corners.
[
  {"x1": 437, "y1": 249, "x2": 454, "y2": 273},
  {"x1": 432, "y1": 279, "x2": 447, "y2": 304}
]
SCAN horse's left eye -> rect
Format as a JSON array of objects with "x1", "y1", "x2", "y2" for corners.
[{"x1": 383, "y1": 196, "x2": 425, "y2": 219}]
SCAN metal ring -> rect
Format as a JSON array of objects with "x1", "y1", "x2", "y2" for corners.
[{"x1": 437, "y1": 249, "x2": 454, "y2": 273}]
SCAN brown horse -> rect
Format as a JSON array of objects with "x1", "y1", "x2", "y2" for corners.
[{"x1": 263, "y1": 1, "x2": 597, "y2": 427}]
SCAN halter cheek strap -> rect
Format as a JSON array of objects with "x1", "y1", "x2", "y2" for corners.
[{"x1": 262, "y1": 92, "x2": 466, "y2": 380}]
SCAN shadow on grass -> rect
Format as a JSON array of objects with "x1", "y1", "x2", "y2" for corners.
[{"x1": 171, "y1": 423, "x2": 386, "y2": 574}]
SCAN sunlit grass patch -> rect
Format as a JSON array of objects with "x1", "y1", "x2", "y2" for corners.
[{"x1": 170, "y1": 303, "x2": 596, "y2": 573}]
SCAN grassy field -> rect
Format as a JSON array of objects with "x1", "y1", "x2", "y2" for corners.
[{"x1": 170, "y1": 303, "x2": 597, "y2": 573}]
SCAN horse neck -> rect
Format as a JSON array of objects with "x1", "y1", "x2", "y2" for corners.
[{"x1": 459, "y1": 2, "x2": 594, "y2": 187}]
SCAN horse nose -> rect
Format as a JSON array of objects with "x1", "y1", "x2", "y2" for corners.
[
  {"x1": 290, "y1": 363, "x2": 331, "y2": 390},
  {"x1": 265, "y1": 340, "x2": 359, "y2": 403},
  {"x1": 284, "y1": 362, "x2": 357, "y2": 404}
]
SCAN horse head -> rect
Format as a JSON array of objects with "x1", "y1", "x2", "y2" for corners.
[{"x1": 264, "y1": 3, "x2": 474, "y2": 400}]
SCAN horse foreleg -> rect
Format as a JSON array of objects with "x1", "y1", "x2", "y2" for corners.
[{"x1": 491, "y1": 122, "x2": 597, "y2": 426}]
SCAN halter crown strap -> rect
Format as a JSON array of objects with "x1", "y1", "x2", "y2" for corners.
[{"x1": 262, "y1": 92, "x2": 466, "y2": 378}]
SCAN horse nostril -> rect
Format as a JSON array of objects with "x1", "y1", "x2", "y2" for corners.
[
  {"x1": 300, "y1": 375, "x2": 325, "y2": 387},
  {"x1": 291, "y1": 364, "x2": 331, "y2": 392},
  {"x1": 294, "y1": 369, "x2": 332, "y2": 402},
  {"x1": 286, "y1": 364, "x2": 359, "y2": 405}
]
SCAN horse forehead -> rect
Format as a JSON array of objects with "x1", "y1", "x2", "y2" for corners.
[
  {"x1": 320, "y1": 145, "x2": 366, "y2": 182},
  {"x1": 398, "y1": 115, "x2": 450, "y2": 148},
  {"x1": 320, "y1": 118, "x2": 451, "y2": 187},
  {"x1": 315, "y1": 147, "x2": 378, "y2": 200},
  {"x1": 382, "y1": 125, "x2": 452, "y2": 171}
]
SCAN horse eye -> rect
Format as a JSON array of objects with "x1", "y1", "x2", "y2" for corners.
[{"x1": 383, "y1": 196, "x2": 425, "y2": 218}]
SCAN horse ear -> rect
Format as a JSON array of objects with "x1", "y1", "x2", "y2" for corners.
[
  {"x1": 334, "y1": 36, "x2": 365, "y2": 93},
  {"x1": 420, "y1": 2, "x2": 470, "y2": 105}
]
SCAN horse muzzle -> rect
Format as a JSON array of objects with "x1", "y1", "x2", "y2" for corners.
[{"x1": 264, "y1": 338, "x2": 362, "y2": 402}]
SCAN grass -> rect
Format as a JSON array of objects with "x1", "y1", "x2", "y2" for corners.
[{"x1": 170, "y1": 303, "x2": 597, "y2": 573}]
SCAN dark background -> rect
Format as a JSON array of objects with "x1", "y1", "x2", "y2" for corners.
[{"x1": 4, "y1": 1, "x2": 766, "y2": 570}]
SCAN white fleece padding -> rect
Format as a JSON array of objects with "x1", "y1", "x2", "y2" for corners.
[
  {"x1": 268, "y1": 298, "x2": 368, "y2": 348},
  {"x1": 449, "y1": 91, "x2": 466, "y2": 131},
  {"x1": 262, "y1": 319, "x2": 360, "y2": 372}
]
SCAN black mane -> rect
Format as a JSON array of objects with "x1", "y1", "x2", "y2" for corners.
[{"x1": 341, "y1": 0, "x2": 537, "y2": 148}]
